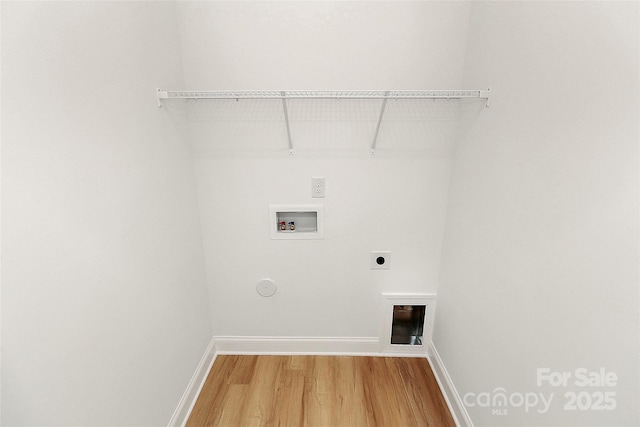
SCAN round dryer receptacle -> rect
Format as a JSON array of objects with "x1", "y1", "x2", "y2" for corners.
[
  {"x1": 256, "y1": 278, "x2": 277, "y2": 297},
  {"x1": 371, "y1": 251, "x2": 391, "y2": 269}
]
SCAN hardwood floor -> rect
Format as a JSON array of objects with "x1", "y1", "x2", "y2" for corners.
[{"x1": 186, "y1": 355, "x2": 456, "y2": 427}]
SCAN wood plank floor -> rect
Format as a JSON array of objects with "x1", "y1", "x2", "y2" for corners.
[{"x1": 186, "y1": 355, "x2": 456, "y2": 427}]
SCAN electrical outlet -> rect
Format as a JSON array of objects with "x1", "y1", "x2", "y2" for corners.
[
  {"x1": 371, "y1": 251, "x2": 391, "y2": 270},
  {"x1": 312, "y1": 177, "x2": 325, "y2": 198}
]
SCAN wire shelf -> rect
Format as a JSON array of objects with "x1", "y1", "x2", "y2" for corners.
[
  {"x1": 156, "y1": 88, "x2": 491, "y2": 154},
  {"x1": 158, "y1": 89, "x2": 490, "y2": 101}
]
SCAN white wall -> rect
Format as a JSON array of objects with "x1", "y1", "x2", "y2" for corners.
[
  {"x1": 435, "y1": 2, "x2": 639, "y2": 426},
  {"x1": 1, "y1": 2, "x2": 212, "y2": 425},
  {"x1": 6, "y1": 2, "x2": 635, "y2": 426},
  {"x1": 176, "y1": 1, "x2": 470, "y2": 90},
  {"x1": 173, "y1": 1, "x2": 473, "y2": 340}
]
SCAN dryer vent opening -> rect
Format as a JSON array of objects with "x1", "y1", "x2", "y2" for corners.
[{"x1": 391, "y1": 305, "x2": 426, "y2": 345}]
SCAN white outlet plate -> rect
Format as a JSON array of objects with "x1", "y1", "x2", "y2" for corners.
[
  {"x1": 312, "y1": 177, "x2": 325, "y2": 198},
  {"x1": 371, "y1": 251, "x2": 391, "y2": 270}
]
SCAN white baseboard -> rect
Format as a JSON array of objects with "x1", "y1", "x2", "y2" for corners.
[
  {"x1": 427, "y1": 341, "x2": 474, "y2": 427},
  {"x1": 214, "y1": 335, "x2": 381, "y2": 356},
  {"x1": 167, "y1": 337, "x2": 217, "y2": 427}
]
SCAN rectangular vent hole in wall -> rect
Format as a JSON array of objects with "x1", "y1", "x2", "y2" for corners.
[
  {"x1": 380, "y1": 293, "x2": 435, "y2": 355},
  {"x1": 391, "y1": 305, "x2": 425, "y2": 345}
]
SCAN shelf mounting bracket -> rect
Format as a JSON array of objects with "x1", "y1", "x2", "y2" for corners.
[
  {"x1": 281, "y1": 91, "x2": 294, "y2": 155},
  {"x1": 370, "y1": 91, "x2": 389, "y2": 155},
  {"x1": 156, "y1": 88, "x2": 168, "y2": 108},
  {"x1": 481, "y1": 87, "x2": 492, "y2": 107}
]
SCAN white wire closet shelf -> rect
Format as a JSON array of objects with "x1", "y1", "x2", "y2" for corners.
[{"x1": 156, "y1": 89, "x2": 491, "y2": 155}]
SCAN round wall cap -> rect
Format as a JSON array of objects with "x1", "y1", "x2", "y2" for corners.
[{"x1": 256, "y1": 278, "x2": 277, "y2": 297}]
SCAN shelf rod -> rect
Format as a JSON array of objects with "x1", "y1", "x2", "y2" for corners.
[
  {"x1": 156, "y1": 89, "x2": 491, "y2": 102},
  {"x1": 370, "y1": 91, "x2": 389, "y2": 155},
  {"x1": 281, "y1": 91, "x2": 294, "y2": 155}
]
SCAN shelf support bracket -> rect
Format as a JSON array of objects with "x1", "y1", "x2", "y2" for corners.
[
  {"x1": 156, "y1": 88, "x2": 168, "y2": 108},
  {"x1": 481, "y1": 87, "x2": 492, "y2": 107},
  {"x1": 281, "y1": 91, "x2": 294, "y2": 155},
  {"x1": 370, "y1": 91, "x2": 389, "y2": 155}
]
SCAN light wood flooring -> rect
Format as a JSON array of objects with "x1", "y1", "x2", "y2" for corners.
[{"x1": 186, "y1": 355, "x2": 456, "y2": 427}]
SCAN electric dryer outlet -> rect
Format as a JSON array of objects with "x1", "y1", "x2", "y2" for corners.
[{"x1": 371, "y1": 251, "x2": 391, "y2": 270}]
